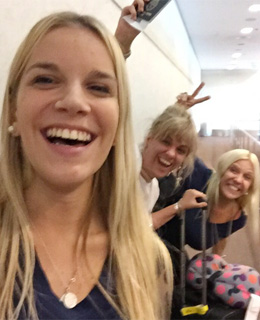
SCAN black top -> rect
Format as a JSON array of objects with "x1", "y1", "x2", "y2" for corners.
[{"x1": 18, "y1": 257, "x2": 122, "y2": 320}]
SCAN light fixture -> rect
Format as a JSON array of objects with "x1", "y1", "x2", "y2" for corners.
[
  {"x1": 249, "y1": 4, "x2": 260, "y2": 12},
  {"x1": 232, "y1": 52, "x2": 242, "y2": 59},
  {"x1": 240, "y1": 27, "x2": 253, "y2": 34}
]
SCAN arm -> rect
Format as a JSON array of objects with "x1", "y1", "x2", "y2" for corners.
[
  {"x1": 212, "y1": 238, "x2": 227, "y2": 255},
  {"x1": 152, "y1": 189, "x2": 207, "y2": 230},
  {"x1": 176, "y1": 82, "x2": 210, "y2": 109},
  {"x1": 115, "y1": 0, "x2": 150, "y2": 57}
]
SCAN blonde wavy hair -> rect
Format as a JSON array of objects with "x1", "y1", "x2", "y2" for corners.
[
  {"x1": 146, "y1": 103, "x2": 198, "y2": 180},
  {"x1": 206, "y1": 149, "x2": 260, "y2": 227},
  {"x1": 0, "y1": 12, "x2": 172, "y2": 319}
]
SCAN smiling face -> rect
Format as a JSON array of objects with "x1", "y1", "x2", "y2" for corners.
[
  {"x1": 219, "y1": 159, "x2": 254, "y2": 200},
  {"x1": 141, "y1": 136, "x2": 189, "y2": 180},
  {"x1": 14, "y1": 26, "x2": 119, "y2": 190}
]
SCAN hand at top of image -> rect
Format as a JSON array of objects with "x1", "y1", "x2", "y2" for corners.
[{"x1": 115, "y1": 0, "x2": 150, "y2": 57}]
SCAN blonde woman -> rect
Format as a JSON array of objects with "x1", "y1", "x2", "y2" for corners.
[
  {"x1": 161, "y1": 149, "x2": 259, "y2": 252},
  {"x1": 140, "y1": 103, "x2": 208, "y2": 229},
  {"x1": 207, "y1": 149, "x2": 260, "y2": 254},
  {"x1": 0, "y1": 9, "x2": 172, "y2": 320}
]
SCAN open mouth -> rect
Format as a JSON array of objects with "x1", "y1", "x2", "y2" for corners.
[
  {"x1": 158, "y1": 157, "x2": 172, "y2": 167},
  {"x1": 45, "y1": 128, "x2": 93, "y2": 147}
]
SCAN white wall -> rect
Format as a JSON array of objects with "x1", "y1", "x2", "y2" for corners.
[
  {"x1": 195, "y1": 69, "x2": 260, "y2": 134},
  {"x1": 0, "y1": 0, "x2": 201, "y2": 144}
]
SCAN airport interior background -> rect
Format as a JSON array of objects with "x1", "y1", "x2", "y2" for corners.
[{"x1": 0, "y1": 0, "x2": 259, "y2": 270}]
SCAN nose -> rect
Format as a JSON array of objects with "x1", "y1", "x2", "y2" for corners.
[
  {"x1": 234, "y1": 173, "x2": 243, "y2": 184},
  {"x1": 166, "y1": 146, "x2": 176, "y2": 158},
  {"x1": 54, "y1": 83, "x2": 91, "y2": 116}
]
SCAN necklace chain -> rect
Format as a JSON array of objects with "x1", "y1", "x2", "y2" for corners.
[{"x1": 31, "y1": 223, "x2": 79, "y2": 309}]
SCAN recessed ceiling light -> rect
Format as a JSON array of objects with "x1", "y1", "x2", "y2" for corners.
[
  {"x1": 240, "y1": 27, "x2": 254, "y2": 34},
  {"x1": 232, "y1": 52, "x2": 242, "y2": 59},
  {"x1": 249, "y1": 4, "x2": 260, "y2": 12}
]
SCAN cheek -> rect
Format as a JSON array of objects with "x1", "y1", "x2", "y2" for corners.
[
  {"x1": 101, "y1": 105, "x2": 119, "y2": 139},
  {"x1": 245, "y1": 180, "x2": 253, "y2": 191},
  {"x1": 177, "y1": 154, "x2": 187, "y2": 165}
]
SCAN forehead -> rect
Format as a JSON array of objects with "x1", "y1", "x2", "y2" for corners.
[
  {"x1": 25, "y1": 26, "x2": 115, "y2": 74},
  {"x1": 165, "y1": 134, "x2": 189, "y2": 148},
  {"x1": 231, "y1": 159, "x2": 253, "y2": 172}
]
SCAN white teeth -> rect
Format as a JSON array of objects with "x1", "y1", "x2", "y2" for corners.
[
  {"x1": 62, "y1": 129, "x2": 70, "y2": 139},
  {"x1": 159, "y1": 157, "x2": 171, "y2": 166},
  {"x1": 46, "y1": 128, "x2": 91, "y2": 142},
  {"x1": 57, "y1": 128, "x2": 62, "y2": 138},
  {"x1": 70, "y1": 130, "x2": 77, "y2": 140}
]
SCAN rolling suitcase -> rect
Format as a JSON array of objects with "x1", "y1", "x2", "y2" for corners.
[{"x1": 170, "y1": 203, "x2": 246, "y2": 319}]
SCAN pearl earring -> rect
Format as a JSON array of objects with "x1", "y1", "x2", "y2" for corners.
[
  {"x1": 8, "y1": 123, "x2": 19, "y2": 136},
  {"x1": 8, "y1": 125, "x2": 14, "y2": 133}
]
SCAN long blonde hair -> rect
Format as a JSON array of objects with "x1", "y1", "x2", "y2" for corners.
[
  {"x1": 0, "y1": 12, "x2": 172, "y2": 320},
  {"x1": 206, "y1": 149, "x2": 260, "y2": 225},
  {"x1": 145, "y1": 103, "x2": 197, "y2": 180}
]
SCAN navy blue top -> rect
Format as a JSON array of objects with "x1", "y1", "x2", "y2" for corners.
[
  {"x1": 154, "y1": 157, "x2": 247, "y2": 250},
  {"x1": 18, "y1": 258, "x2": 122, "y2": 320}
]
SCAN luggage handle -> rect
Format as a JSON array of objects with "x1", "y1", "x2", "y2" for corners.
[{"x1": 180, "y1": 198, "x2": 209, "y2": 316}]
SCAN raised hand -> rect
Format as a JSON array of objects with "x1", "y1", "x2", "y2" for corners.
[
  {"x1": 115, "y1": 0, "x2": 150, "y2": 57},
  {"x1": 176, "y1": 82, "x2": 210, "y2": 109}
]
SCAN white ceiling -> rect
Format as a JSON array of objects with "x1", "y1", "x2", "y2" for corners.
[{"x1": 175, "y1": 0, "x2": 260, "y2": 70}]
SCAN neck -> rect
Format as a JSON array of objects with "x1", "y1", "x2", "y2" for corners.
[
  {"x1": 25, "y1": 176, "x2": 105, "y2": 235},
  {"x1": 210, "y1": 195, "x2": 240, "y2": 223},
  {"x1": 140, "y1": 167, "x2": 153, "y2": 182}
]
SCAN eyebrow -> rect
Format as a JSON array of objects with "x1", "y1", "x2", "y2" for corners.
[
  {"x1": 231, "y1": 163, "x2": 253, "y2": 173},
  {"x1": 25, "y1": 62, "x2": 117, "y2": 82},
  {"x1": 25, "y1": 62, "x2": 59, "y2": 73},
  {"x1": 88, "y1": 70, "x2": 117, "y2": 82}
]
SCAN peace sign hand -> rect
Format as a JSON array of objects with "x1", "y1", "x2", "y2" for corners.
[{"x1": 176, "y1": 82, "x2": 210, "y2": 109}]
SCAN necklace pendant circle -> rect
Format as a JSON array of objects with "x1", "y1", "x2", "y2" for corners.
[{"x1": 60, "y1": 292, "x2": 78, "y2": 309}]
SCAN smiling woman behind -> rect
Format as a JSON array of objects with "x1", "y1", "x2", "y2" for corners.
[{"x1": 0, "y1": 11, "x2": 172, "y2": 320}]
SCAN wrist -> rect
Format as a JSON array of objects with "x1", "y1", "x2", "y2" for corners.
[
  {"x1": 173, "y1": 200, "x2": 183, "y2": 215},
  {"x1": 123, "y1": 49, "x2": 131, "y2": 59}
]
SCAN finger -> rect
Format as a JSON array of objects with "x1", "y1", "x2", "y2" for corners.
[
  {"x1": 198, "y1": 202, "x2": 208, "y2": 208},
  {"x1": 190, "y1": 82, "x2": 205, "y2": 98},
  {"x1": 133, "y1": 0, "x2": 146, "y2": 13},
  {"x1": 127, "y1": 4, "x2": 139, "y2": 20},
  {"x1": 191, "y1": 189, "x2": 206, "y2": 195},
  {"x1": 193, "y1": 96, "x2": 211, "y2": 104}
]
